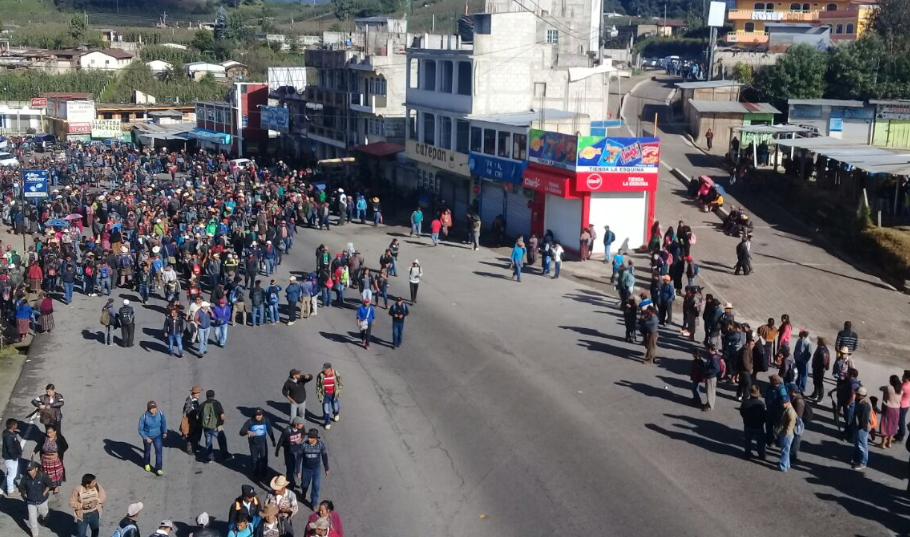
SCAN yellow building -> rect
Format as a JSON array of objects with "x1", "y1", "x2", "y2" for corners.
[{"x1": 725, "y1": 0, "x2": 877, "y2": 45}]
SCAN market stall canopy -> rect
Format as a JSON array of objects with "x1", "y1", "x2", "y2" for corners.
[
  {"x1": 775, "y1": 136, "x2": 910, "y2": 175},
  {"x1": 355, "y1": 142, "x2": 405, "y2": 158},
  {"x1": 732, "y1": 125, "x2": 812, "y2": 135}
]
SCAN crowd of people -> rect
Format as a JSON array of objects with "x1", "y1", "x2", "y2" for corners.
[
  {"x1": 614, "y1": 207, "x2": 910, "y2": 482},
  {"x1": 0, "y1": 138, "x2": 455, "y2": 537}
]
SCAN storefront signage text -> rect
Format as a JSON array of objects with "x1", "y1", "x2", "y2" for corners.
[
  {"x1": 877, "y1": 105, "x2": 910, "y2": 121},
  {"x1": 469, "y1": 153, "x2": 526, "y2": 184},
  {"x1": 406, "y1": 139, "x2": 469, "y2": 177}
]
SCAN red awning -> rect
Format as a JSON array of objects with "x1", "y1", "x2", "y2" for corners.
[{"x1": 355, "y1": 142, "x2": 405, "y2": 158}]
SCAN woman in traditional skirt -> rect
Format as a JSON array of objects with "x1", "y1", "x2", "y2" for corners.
[
  {"x1": 27, "y1": 260, "x2": 42, "y2": 293},
  {"x1": 38, "y1": 292, "x2": 54, "y2": 333},
  {"x1": 14, "y1": 297, "x2": 32, "y2": 343},
  {"x1": 32, "y1": 424, "x2": 68, "y2": 494},
  {"x1": 880, "y1": 375, "x2": 903, "y2": 448}
]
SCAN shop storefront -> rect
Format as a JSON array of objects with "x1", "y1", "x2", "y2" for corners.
[
  {"x1": 469, "y1": 152, "x2": 531, "y2": 235},
  {"x1": 523, "y1": 130, "x2": 660, "y2": 254},
  {"x1": 406, "y1": 139, "x2": 472, "y2": 214}
]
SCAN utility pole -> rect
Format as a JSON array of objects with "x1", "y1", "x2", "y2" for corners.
[
  {"x1": 598, "y1": 0, "x2": 604, "y2": 63},
  {"x1": 406, "y1": 0, "x2": 412, "y2": 33},
  {"x1": 707, "y1": 26, "x2": 716, "y2": 80}
]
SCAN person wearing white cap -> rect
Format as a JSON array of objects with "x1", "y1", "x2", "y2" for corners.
[
  {"x1": 118, "y1": 299, "x2": 136, "y2": 348},
  {"x1": 150, "y1": 519, "x2": 174, "y2": 536},
  {"x1": 192, "y1": 512, "x2": 219, "y2": 537},
  {"x1": 115, "y1": 501, "x2": 143, "y2": 537},
  {"x1": 407, "y1": 260, "x2": 422, "y2": 304},
  {"x1": 194, "y1": 301, "x2": 214, "y2": 356}
]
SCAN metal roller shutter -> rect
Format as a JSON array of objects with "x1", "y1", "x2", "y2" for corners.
[
  {"x1": 505, "y1": 189, "x2": 531, "y2": 240},
  {"x1": 480, "y1": 181, "x2": 504, "y2": 229},
  {"x1": 453, "y1": 178, "x2": 470, "y2": 224},
  {"x1": 543, "y1": 194, "x2": 582, "y2": 251}
]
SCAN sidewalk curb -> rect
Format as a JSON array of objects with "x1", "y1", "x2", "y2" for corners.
[
  {"x1": 0, "y1": 337, "x2": 32, "y2": 421},
  {"x1": 620, "y1": 77, "x2": 652, "y2": 123},
  {"x1": 670, "y1": 167, "x2": 730, "y2": 220}
]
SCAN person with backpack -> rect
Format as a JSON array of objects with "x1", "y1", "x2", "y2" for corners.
[
  {"x1": 68, "y1": 472, "x2": 106, "y2": 537},
  {"x1": 119, "y1": 299, "x2": 136, "y2": 348},
  {"x1": 266, "y1": 279, "x2": 283, "y2": 326},
  {"x1": 250, "y1": 280, "x2": 266, "y2": 327},
  {"x1": 199, "y1": 390, "x2": 233, "y2": 464},
  {"x1": 98, "y1": 261, "x2": 112, "y2": 297},
  {"x1": 114, "y1": 502, "x2": 143, "y2": 537},
  {"x1": 138, "y1": 402, "x2": 166, "y2": 476}
]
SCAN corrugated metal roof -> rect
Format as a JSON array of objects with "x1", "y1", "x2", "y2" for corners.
[
  {"x1": 675, "y1": 80, "x2": 744, "y2": 89},
  {"x1": 788, "y1": 99, "x2": 867, "y2": 107},
  {"x1": 732, "y1": 125, "x2": 810, "y2": 134},
  {"x1": 774, "y1": 136, "x2": 910, "y2": 174},
  {"x1": 689, "y1": 100, "x2": 780, "y2": 114},
  {"x1": 869, "y1": 99, "x2": 910, "y2": 106},
  {"x1": 467, "y1": 109, "x2": 583, "y2": 127}
]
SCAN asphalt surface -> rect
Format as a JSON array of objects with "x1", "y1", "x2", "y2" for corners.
[{"x1": 0, "y1": 211, "x2": 904, "y2": 537}]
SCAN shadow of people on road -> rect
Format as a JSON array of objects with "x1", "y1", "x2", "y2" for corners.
[{"x1": 102, "y1": 438, "x2": 144, "y2": 467}]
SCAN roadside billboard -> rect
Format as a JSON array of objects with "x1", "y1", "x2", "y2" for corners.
[{"x1": 527, "y1": 129, "x2": 578, "y2": 171}]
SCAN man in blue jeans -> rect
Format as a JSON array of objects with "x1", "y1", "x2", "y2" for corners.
[
  {"x1": 852, "y1": 387, "x2": 873, "y2": 469},
  {"x1": 250, "y1": 280, "x2": 266, "y2": 327},
  {"x1": 163, "y1": 308, "x2": 184, "y2": 357},
  {"x1": 410, "y1": 207, "x2": 423, "y2": 237},
  {"x1": 194, "y1": 302, "x2": 213, "y2": 356},
  {"x1": 61, "y1": 262, "x2": 76, "y2": 304},
  {"x1": 389, "y1": 298, "x2": 408, "y2": 349},
  {"x1": 138, "y1": 401, "x2": 167, "y2": 476},
  {"x1": 199, "y1": 390, "x2": 233, "y2": 464},
  {"x1": 300, "y1": 429, "x2": 329, "y2": 510}
]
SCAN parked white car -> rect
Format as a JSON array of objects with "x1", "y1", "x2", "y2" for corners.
[{"x1": 0, "y1": 152, "x2": 19, "y2": 167}]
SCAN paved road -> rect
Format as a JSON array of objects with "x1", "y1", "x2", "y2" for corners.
[{"x1": 0, "y1": 210, "x2": 903, "y2": 537}]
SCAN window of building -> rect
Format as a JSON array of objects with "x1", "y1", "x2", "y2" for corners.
[
  {"x1": 368, "y1": 77, "x2": 387, "y2": 96},
  {"x1": 835, "y1": 23, "x2": 843, "y2": 33},
  {"x1": 825, "y1": 3, "x2": 837, "y2": 9},
  {"x1": 103, "y1": 113, "x2": 113, "y2": 120},
  {"x1": 409, "y1": 59, "x2": 419, "y2": 89},
  {"x1": 803, "y1": 2, "x2": 810, "y2": 9},
  {"x1": 422, "y1": 112, "x2": 435, "y2": 145},
  {"x1": 369, "y1": 118, "x2": 382, "y2": 135},
  {"x1": 546, "y1": 29, "x2": 559, "y2": 44},
  {"x1": 754, "y1": 2, "x2": 765, "y2": 9},
  {"x1": 105, "y1": 60, "x2": 110, "y2": 66},
  {"x1": 423, "y1": 60, "x2": 436, "y2": 91},
  {"x1": 441, "y1": 61, "x2": 454, "y2": 93},
  {"x1": 533, "y1": 82, "x2": 547, "y2": 97},
  {"x1": 846, "y1": 23, "x2": 854, "y2": 33},
  {"x1": 408, "y1": 109, "x2": 418, "y2": 140},
  {"x1": 789, "y1": 2, "x2": 801, "y2": 10},
  {"x1": 439, "y1": 116, "x2": 453, "y2": 149},
  {"x1": 513, "y1": 133, "x2": 527, "y2": 160},
  {"x1": 120, "y1": 113, "x2": 129, "y2": 123},
  {"x1": 483, "y1": 128, "x2": 496, "y2": 155},
  {"x1": 457, "y1": 62, "x2": 472, "y2": 95},
  {"x1": 497, "y1": 131, "x2": 511, "y2": 158},
  {"x1": 744, "y1": 22, "x2": 755, "y2": 32},
  {"x1": 456, "y1": 120, "x2": 470, "y2": 153},
  {"x1": 470, "y1": 126, "x2": 482, "y2": 152}
]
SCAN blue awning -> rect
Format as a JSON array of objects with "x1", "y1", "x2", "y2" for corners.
[{"x1": 189, "y1": 128, "x2": 232, "y2": 145}]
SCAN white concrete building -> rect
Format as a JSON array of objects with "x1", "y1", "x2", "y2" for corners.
[
  {"x1": 487, "y1": 0, "x2": 603, "y2": 59},
  {"x1": 79, "y1": 49, "x2": 134, "y2": 70},
  {"x1": 0, "y1": 102, "x2": 44, "y2": 135},
  {"x1": 404, "y1": 11, "x2": 610, "y2": 218},
  {"x1": 185, "y1": 62, "x2": 226, "y2": 80}
]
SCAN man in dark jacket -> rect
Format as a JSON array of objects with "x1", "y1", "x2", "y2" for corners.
[
  {"x1": 249, "y1": 280, "x2": 266, "y2": 327},
  {"x1": 238, "y1": 408, "x2": 276, "y2": 479},
  {"x1": 228, "y1": 485, "x2": 260, "y2": 525},
  {"x1": 703, "y1": 345, "x2": 721, "y2": 411},
  {"x1": 300, "y1": 429, "x2": 330, "y2": 510},
  {"x1": 191, "y1": 512, "x2": 220, "y2": 537},
  {"x1": 734, "y1": 235, "x2": 752, "y2": 275},
  {"x1": 275, "y1": 417, "x2": 307, "y2": 490},
  {"x1": 285, "y1": 276, "x2": 302, "y2": 325},
  {"x1": 119, "y1": 299, "x2": 136, "y2": 347},
  {"x1": 740, "y1": 385, "x2": 767, "y2": 460},
  {"x1": 3, "y1": 418, "x2": 22, "y2": 496},
  {"x1": 162, "y1": 309, "x2": 185, "y2": 358},
  {"x1": 638, "y1": 306, "x2": 659, "y2": 364},
  {"x1": 20, "y1": 461, "x2": 51, "y2": 536}
]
